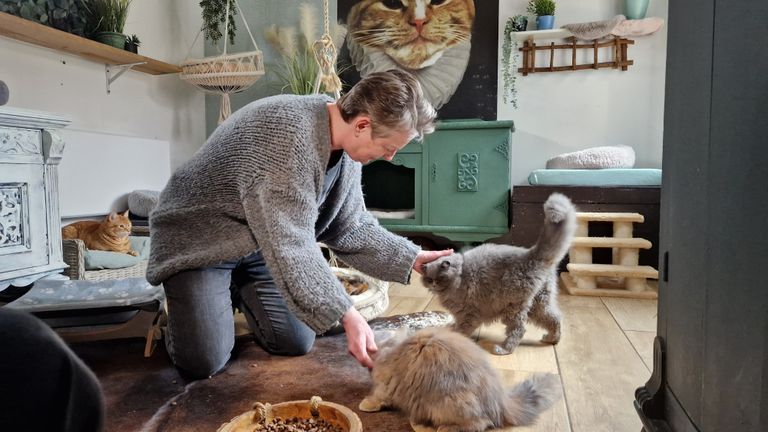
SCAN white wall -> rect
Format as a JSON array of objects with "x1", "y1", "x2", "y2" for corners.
[
  {"x1": 0, "y1": 0, "x2": 206, "y2": 217},
  {"x1": 497, "y1": 1, "x2": 668, "y2": 184}
]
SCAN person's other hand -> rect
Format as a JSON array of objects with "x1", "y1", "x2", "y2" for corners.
[
  {"x1": 412, "y1": 249, "x2": 454, "y2": 274},
  {"x1": 342, "y1": 306, "x2": 377, "y2": 369}
]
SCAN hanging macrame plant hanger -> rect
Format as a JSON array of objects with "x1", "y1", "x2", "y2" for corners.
[
  {"x1": 180, "y1": 0, "x2": 265, "y2": 124},
  {"x1": 312, "y1": 0, "x2": 342, "y2": 99}
]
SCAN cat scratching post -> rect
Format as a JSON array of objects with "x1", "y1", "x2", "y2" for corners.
[{"x1": 560, "y1": 212, "x2": 658, "y2": 299}]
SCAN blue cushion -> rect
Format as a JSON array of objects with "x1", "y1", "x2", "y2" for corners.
[
  {"x1": 528, "y1": 168, "x2": 662, "y2": 186},
  {"x1": 83, "y1": 236, "x2": 151, "y2": 270}
]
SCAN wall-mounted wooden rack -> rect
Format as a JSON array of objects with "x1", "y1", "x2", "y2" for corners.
[
  {"x1": 0, "y1": 12, "x2": 180, "y2": 75},
  {"x1": 518, "y1": 36, "x2": 634, "y2": 76}
]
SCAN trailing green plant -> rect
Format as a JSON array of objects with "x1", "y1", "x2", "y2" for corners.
[
  {"x1": 82, "y1": 0, "x2": 131, "y2": 35},
  {"x1": 200, "y1": 0, "x2": 237, "y2": 46},
  {"x1": 527, "y1": 0, "x2": 556, "y2": 16},
  {"x1": 501, "y1": 17, "x2": 521, "y2": 109},
  {"x1": 0, "y1": 0, "x2": 87, "y2": 36}
]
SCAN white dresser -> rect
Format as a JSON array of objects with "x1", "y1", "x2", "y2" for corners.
[{"x1": 0, "y1": 107, "x2": 71, "y2": 289}]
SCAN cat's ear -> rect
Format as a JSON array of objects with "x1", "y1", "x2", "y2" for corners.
[
  {"x1": 108, "y1": 211, "x2": 118, "y2": 221},
  {"x1": 122, "y1": 210, "x2": 129, "y2": 218}
]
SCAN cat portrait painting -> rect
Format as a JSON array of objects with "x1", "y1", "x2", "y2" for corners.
[{"x1": 338, "y1": 0, "x2": 498, "y2": 119}]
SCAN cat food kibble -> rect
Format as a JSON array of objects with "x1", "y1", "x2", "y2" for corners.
[{"x1": 254, "y1": 416, "x2": 344, "y2": 432}]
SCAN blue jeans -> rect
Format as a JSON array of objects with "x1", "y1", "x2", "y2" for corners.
[{"x1": 162, "y1": 250, "x2": 315, "y2": 378}]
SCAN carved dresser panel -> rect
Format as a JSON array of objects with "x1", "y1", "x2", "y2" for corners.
[{"x1": 0, "y1": 107, "x2": 70, "y2": 289}]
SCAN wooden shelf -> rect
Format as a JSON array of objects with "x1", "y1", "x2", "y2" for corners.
[{"x1": 0, "y1": 12, "x2": 180, "y2": 75}]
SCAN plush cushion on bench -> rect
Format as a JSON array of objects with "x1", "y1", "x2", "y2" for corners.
[
  {"x1": 528, "y1": 168, "x2": 662, "y2": 186},
  {"x1": 83, "y1": 236, "x2": 151, "y2": 270},
  {"x1": 6, "y1": 278, "x2": 163, "y2": 312}
]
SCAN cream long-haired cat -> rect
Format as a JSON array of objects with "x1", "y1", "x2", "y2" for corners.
[
  {"x1": 360, "y1": 327, "x2": 561, "y2": 431},
  {"x1": 345, "y1": 0, "x2": 475, "y2": 109}
]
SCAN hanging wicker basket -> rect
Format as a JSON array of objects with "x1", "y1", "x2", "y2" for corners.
[
  {"x1": 180, "y1": 0, "x2": 265, "y2": 123},
  {"x1": 180, "y1": 51, "x2": 264, "y2": 93}
]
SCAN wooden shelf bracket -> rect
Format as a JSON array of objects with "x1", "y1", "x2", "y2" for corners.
[{"x1": 105, "y1": 62, "x2": 147, "y2": 94}]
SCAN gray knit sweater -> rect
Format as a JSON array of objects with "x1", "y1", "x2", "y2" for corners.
[{"x1": 147, "y1": 94, "x2": 420, "y2": 333}]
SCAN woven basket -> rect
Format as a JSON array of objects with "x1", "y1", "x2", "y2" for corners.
[
  {"x1": 180, "y1": 51, "x2": 265, "y2": 93},
  {"x1": 332, "y1": 267, "x2": 389, "y2": 321},
  {"x1": 62, "y1": 239, "x2": 148, "y2": 282},
  {"x1": 218, "y1": 396, "x2": 362, "y2": 432}
]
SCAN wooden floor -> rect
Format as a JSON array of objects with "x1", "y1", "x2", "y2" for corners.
[{"x1": 384, "y1": 277, "x2": 657, "y2": 432}]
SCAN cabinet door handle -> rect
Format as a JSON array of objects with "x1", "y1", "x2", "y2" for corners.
[{"x1": 431, "y1": 162, "x2": 438, "y2": 182}]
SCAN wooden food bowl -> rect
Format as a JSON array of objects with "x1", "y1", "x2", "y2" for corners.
[{"x1": 218, "y1": 396, "x2": 363, "y2": 432}]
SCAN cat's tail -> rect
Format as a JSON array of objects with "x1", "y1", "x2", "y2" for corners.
[
  {"x1": 502, "y1": 373, "x2": 561, "y2": 426},
  {"x1": 529, "y1": 193, "x2": 577, "y2": 265}
]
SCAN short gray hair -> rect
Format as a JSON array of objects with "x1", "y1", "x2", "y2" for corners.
[{"x1": 337, "y1": 70, "x2": 436, "y2": 141}]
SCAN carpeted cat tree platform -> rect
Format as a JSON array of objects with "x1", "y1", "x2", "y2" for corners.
[{"x1": 72, "y1": 312, "x2": 452, "y2": 432}]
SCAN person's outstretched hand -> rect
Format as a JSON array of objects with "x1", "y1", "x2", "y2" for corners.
[
  {"x1": 342, "y1": 306, "x2": 377, "y2": 369},
  {"x1": 412, "y1": 249, "x2": 454, "y2": 274}
]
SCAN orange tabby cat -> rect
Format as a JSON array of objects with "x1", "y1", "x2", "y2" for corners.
[{"x1": 61, "y1": 211, "x2": 137, "y2": 256}]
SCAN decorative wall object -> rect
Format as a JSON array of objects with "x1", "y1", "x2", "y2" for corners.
[
  {"x1": 337, "y1": 0, "x2": 498, "y2": 120},
  {"x1": 518, "y1": 37, "x2": 634, "y2": 75}
]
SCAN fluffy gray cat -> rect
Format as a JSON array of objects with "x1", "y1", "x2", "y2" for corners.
[
  {"x1": 359, "y1": 327, "x2": 561, "y2": 431},
  {"x1": 421, "y1": 193, "x2": 576, "y2": 355}
]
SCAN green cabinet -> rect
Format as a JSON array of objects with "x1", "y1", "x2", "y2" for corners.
[{"x1": 361, "y1": 119, "x2": 513, "y2": 244}]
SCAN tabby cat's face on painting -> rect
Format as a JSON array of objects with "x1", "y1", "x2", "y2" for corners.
[{"x1": 348, "y1": 0, "x2": 475, "y2": 69}]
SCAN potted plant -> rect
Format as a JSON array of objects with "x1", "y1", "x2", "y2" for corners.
[
  {"x1": 527, "y1": 0, "x2": 556, "y2": 30},
  {"x1": 82, "y1": 0, "x2": 132, "y2": 49},
  {"x1": 0, "y1": 0, "x2": 87, "y2": 36},
  {"x1": 124, "y1": 34, "x2": 140, "y2": 54},
  {"x1": 510, "y1": 14, "x2": 528, "y2": 32}
]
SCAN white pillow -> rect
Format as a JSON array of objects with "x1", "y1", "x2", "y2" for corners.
[{"x1": 546, "y1": 145, "x2": 636, "y2": 169}]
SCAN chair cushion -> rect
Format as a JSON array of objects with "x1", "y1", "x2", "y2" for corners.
[
  {"x1": 5, "y1": 278, "x2": 164, "y2": 312},
  {"x1": 84, "y1": 236, "x2": 150, "y2": 270}
]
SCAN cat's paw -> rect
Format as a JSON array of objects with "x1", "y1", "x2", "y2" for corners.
[
  {"x1": 358, "y1": 396, "x2": 383, "y2": 412},
  {"x1": 492, "y1": 344, "x2": 513, "y2": 355},
  {"x1": 541, "y1": 332, "x2": 560, "y2": 344},
  {"x1": 127, "y1": 250, "x2": 138, "y2": 256}
]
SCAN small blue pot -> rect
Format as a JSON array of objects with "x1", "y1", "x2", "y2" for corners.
[
  {"x1": 625, "y1": 0, "x2": 650, "y2": 19},
  {"x1": 536, "y1": 15, "x2": 555, "y2": 30}
]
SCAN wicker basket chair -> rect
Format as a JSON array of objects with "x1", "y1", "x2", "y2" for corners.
[
  {"x1": 62, "y1": 239, "x2": 148, "y2": 282},
  {"x1": 62, "y1": 225, "x2": 150, "y2": 281}
]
